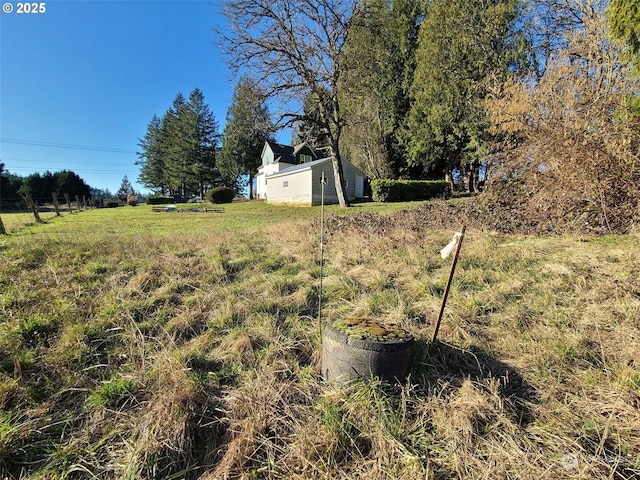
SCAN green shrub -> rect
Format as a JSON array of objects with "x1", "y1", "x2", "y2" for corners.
[
  {"x1": 371, "y1": 179, "x2": 449, "y2": 202},
  {"x1": 104, "y1": 201, "x2": 119, "y2": 208},
  {"x1": 206, "y1": 187, "x2": 235, "y2": 204},
  {"x1": 147, "y1": 196, "x2": 175, "y2": 205}
]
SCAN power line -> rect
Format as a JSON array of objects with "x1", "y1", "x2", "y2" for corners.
[
  {"x1": 0, "y1": 137, "x2": 136, "y2": 154},
  {"x1": 7, "y1": 167, "x2": 140, "y2": 175},
  {"x1": 3, "y1": 160, "x2": 139, "y2": 174},
  {"x1": 6, "y1": 158, "x2": 135, "y2": 167}
]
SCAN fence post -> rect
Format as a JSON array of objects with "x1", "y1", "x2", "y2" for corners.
[
  {"x1": 0, "y1": 184, "x2": 4, "y2": 234},
  {"x1": 75, "y1": 195, "x2": 81, "y2": 211},
  {"x1": 64, "y1": 193, "x2": 73, "y2": 213},
  {"x1": 25, "y1": 193, "x2": 43, "y2": 223},
  {"x1": 52, "y1": 192, "x2": 61, "y2": 216}
]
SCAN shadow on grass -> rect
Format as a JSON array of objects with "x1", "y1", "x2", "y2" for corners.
[{"x1": 412, "y1": 340, "x2": 538, "y2": 427}]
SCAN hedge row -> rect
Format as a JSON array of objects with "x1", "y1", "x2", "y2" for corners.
[
  {"x1": 371, "y1": 179, "x2": 449, "y2": 202},
  {"x1": 147, "y1": 196, "x2": 175, "y2": 205}
]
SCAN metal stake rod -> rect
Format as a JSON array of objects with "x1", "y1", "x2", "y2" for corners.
[
  {"x1": 432, "y1": 225, "x2": 466, "y2": 344},
  {"x1": 318, "y1": 171, "x2": 327, "y2": 335}
]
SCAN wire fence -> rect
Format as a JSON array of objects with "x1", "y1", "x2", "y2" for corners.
[
  {"x1": 0, "y1": 193, "x2": 105, "y2": 234},
  {"x1": 0, "y1": 195, "x2": 102, "y2": 213},
  {"x1": 0, "y1": 197, "x2": 29, "y2": 213}
]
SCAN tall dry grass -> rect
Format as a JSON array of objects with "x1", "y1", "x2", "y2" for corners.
[{"x1": 0, "y1": 204, "x2": 639, "y2": 479}]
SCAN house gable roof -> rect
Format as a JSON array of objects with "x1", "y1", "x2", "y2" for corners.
[
  {"x1": 262, "y1": 140, "x2": 321, "y2": 165},
  {"x1": 292, "y1": 142, "x2": 320, "y2": 159},
  {"x1": 268, "y1": 156, "x2": 366, "y2": 180},
  {"x1": 268, "y1": 157, "x2": 332, "y2": 178},
  {"x1": 267, "y1": 140, "x2": 295, "y2": 163}
]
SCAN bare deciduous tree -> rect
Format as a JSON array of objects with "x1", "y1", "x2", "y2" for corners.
[
  {"x1": 487, "y1": 0, "x2": 640, "y2": 233},
  {"x1": 217, "y1": 0, "x2": 359, "y2": 207}
]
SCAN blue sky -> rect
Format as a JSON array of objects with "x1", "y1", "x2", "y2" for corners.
[{"x1": 0, "y1": 0, "x2": 281, "y2": 195}]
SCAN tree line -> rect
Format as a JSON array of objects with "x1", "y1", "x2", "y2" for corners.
[
  {"x1": 139, "y1": 0, "x2": 639, "y2": 228},
  {"x1": 136, "y1": 82, "x2": 273, "y2": 199},
  {"x1": 0, "y1": 163, "x2": 91, "y2": 203},
  {"x1": 214, "y1": 0, "x2": 527, "y2": 204},
  {"x1": 136, "y1": 88, "x2": 224, "y2": 199},
  {"x1": 139, "y1": 0, "x2": 525, "y2": 200}
]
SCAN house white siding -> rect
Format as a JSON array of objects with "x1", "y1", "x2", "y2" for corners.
[
  {"x1": 267, "y1": 157, "x2": 366, "y2": 206},
  {"x1": 255, "y1": 169, "x2": 267, "y2": 199},
  {"x1": 310, "y1": 165, "x2": 336, "y2": 205},
  {"x1": 267, "y1": 169, "x2": 315, "y2": 205},
  {"x1": 261, "y1": 145, "x2": 275, "y2": 166},
  {"x1": 256, "y1": 141, "x2": 366, "y2": 205},
  {"x1": 256, "y1": 155, "x2": 300, "y2": 199},
  {"x1": 309, "y1": 159, "x2": 365, "y2": 205},
  {"x1": 256, "y1": 162, "x2": 297, "y2": 199}
]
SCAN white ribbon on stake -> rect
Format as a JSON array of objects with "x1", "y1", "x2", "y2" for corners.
[
  {"x1": 432, "y1": 226, "x2": 466, "y2": 344},
  {"x1": 440, "y1": 232, "x2": 463, "y2": 259}
]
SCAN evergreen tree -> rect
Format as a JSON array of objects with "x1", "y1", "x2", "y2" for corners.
[
  {"x1": 186, "y1": 88, "x2": 221, "y2": 198},
  {"x1": 340, "y1": 0, "x2": 423, "y2": 179},
  {"x1": 218, "y1": 75, "x2": 273, "y2": 198},
  {"x1": 18, "y1": 170, "x2": 90, "y2": 200},
  {"x1": 116, "y1": 175, "x2": 135, "y2": 201},
  {"x1": 18, "y1": 172, "x2": 55, "y2": 200},
  {"x1": 17, "y1": 173, "x2": 45, "y2": 199},
  {"x1": 404, "y1": 0, "x2": 524, "y2": 191},
  {"x1": 54, "y1": 170, "x2": 91, "y2": 199},
  {"x1": 90, "y1": 187, "x2": 113, "y2": 200},
  {"x1": 163, "y1": 93, "x2": 190, "y2": 195},
  {"x1": 608, "y1": 0, "x2": 640, "y2": 74},
  {"x1": 0, "y1": 164, "x2": 24, "y2": 200},
  {"x1": 136, "y1": 115, "x2": 168, "y2": 194},
  {"x1": 136, "y1": 89, "x2": 221, "y2": 197}
]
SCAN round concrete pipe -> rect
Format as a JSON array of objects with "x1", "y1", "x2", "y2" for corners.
[{"x1": 322, "y1": 321, "x2": 414, "y2": 385}]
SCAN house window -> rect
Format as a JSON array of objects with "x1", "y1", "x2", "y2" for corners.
[
  {"x1": 300, "y1": 154, "x2": 312, "y2": 163},
  {"x1": 283, "y1": 181, "x2": 289, "y2": 188}
]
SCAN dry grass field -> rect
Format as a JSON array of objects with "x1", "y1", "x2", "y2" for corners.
[{"x1": 0, "y1": 200, "x2": 639, "y2": 479}]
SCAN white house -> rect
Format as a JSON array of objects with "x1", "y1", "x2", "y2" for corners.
[
  {"x1": 255, "y1": 141, "x2": 366, "y2": 206},
  {"x1": 255, "y1": 141, "x2": 318, "y2": 200}
]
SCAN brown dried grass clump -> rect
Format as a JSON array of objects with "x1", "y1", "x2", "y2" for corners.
[
  {"x1": 203, "y1": 365, "x2": 321, "y2": 480},
  {"x1": 119, "y1": 349, "x2": 226, "y2": 479}
]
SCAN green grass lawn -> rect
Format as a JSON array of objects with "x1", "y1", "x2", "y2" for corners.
[
  {"x1": 1, "y1": 201, "x2": 639, "y2": 479},
  {"x1": 0, "y1": 200, "x2": 415, "y2": 236}
]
